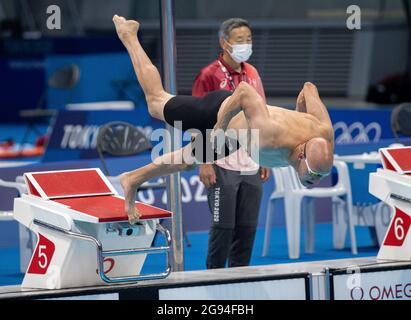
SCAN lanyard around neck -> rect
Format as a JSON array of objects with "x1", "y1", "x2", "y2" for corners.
[{"x1": 218, "y1": 60, "x2": 247, "y2": 90}]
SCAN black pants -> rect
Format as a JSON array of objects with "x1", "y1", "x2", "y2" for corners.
[{"x1": 206, "y1": 165, "x2": 263, "y2": 269}]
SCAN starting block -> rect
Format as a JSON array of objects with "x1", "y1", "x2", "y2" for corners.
[
  {"x1": 13, "y1": 168, "x2": 172, "y2": 289},
  {"x1": 369, "y1": 146, "x2": 411, "y2": 261}
]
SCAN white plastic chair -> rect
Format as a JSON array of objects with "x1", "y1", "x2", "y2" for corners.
[
  {"x1": 0, "y1": 177, "x2": 33, "y2": 273},
  {"x1": 262, "y1": 168, "x2": 286, "y2": 257},
  {"x1": 0, "y1": 178, "x2": 27, "y2": 196},
  {"x1": 262, "y1": 160, "x2": 358, "y2": 259},
  {"x1": 0, "y1": 211, "x2": 14, "y2": 221},
  {"x1": 0, "y1": 178, "x2": 27, "y2": 220},
  {"x1": 332, "y1": 152, "x2": 388, "y2": 249}
]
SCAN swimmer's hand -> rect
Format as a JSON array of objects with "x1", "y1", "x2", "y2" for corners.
[
  {"x1": 211, "y1": 105, "x2": 237, "y2": 151},
  {"x1": 210, "y1": 122, "x2": 226, "y2": 155},
  {"x1": 120, "y1": 172, "x2": 141, "y2": 225},
  {"x1": 113, "y1": 15, "x2": 140, "y2": 42},
  {"x1": 296, "y1": 88, "x2": 306, "y2": 113}
]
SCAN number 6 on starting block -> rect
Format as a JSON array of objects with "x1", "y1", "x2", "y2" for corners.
[
  {"x1": 377, "y1": 205, "x2": 411, "y2": 260},
  {"x1": 369, "y1": 147, "x2": 411, "y2": 261}
]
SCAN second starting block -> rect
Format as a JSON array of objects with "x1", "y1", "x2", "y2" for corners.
[{"x1": 369, "y1": 146, "x2": 411, "y2": 261}]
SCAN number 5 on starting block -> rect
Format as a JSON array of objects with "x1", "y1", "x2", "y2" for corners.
[{"x1": 27, "y1": 234, "x2": 56, "y2": 275}]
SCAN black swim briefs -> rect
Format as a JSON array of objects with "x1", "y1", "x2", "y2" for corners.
[{"x1": 163, "y1": 90, "x2": 240, "y2": 163}]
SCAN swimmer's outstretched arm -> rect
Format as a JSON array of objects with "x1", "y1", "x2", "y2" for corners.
[
  {"x1": 300, "y1": 82, "x2": 332, "y2": 126},
  {"x1": 298, "y1": 82, "x2": 334, "y2": 146},
  {"x1": 120, "y1": 143, "x2": 197, "y2": 224}
]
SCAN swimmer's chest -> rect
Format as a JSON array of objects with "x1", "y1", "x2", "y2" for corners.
[{"x1": 252, "y1": 147, "x2": 290, "y2": 168}]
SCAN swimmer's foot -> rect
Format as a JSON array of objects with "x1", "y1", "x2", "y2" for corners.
[
  {"x1": 112, "y1": 14, "x2": 140, "y2": 43},
  {"x1": 120, "y1": 172, "x2": 141, "y2": 224}
]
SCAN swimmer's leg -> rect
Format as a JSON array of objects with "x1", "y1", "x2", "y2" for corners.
[
  {"x1": 120, "y1": 143, "x2": 197, "y2": 224},
  {"x1": 113, "y1": 15, "x2": 173, "y2": 121}
]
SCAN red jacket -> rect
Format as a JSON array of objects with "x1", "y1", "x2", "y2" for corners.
[{"x1": 192, "y1": 54, "x2": 266, "y2": 101}]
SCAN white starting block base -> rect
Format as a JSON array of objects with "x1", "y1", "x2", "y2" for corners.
[
  {"x1": 1, "y1": 257, "x2": 411, "y2": 300},
  {"x1": 369, "y1": 147, "x2": 411, "y2": 262},
  {"x1": 13, "y1": 168, "x2": 172, "y2": 289}
]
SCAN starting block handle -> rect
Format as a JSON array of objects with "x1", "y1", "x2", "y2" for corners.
[
  {"x1": 99, "y1": 224, "x2": 172, "y2": 283},
  {"x1": 33, "y1": 219, "x2": 172, "y2": 284}
]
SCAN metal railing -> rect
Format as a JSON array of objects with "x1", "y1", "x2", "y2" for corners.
[{"x1": 33, "y1": 219, "x2": 172, "y2": 284}]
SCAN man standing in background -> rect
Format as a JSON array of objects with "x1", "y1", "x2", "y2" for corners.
[{"x1": 192, "y1": 18, "x2": 270, "y2": 269}]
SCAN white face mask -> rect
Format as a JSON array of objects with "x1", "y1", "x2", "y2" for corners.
[{"x1": 226, "y1": 41, "x2": 253, "y2": 63}]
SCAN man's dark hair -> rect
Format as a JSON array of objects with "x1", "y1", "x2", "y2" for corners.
[{"x1": 218, "y1": 18, "x2": 251, "y2": 40}]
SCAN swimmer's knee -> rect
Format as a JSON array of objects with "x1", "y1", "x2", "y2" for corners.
[
  {"x1": 146, "y1": 93, "x2": 170, "y2": 119},
  {"x1": 146, "y1": 100, "x2": 160, "y2": 118}
]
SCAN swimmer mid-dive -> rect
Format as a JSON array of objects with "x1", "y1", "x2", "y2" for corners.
[{"x1": 112, "y1": 15, "x2": 334, "y2": 224}]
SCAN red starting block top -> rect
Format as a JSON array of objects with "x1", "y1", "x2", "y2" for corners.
[
  {"x1": 23, "y1": 168, "x2": 172, "y2": 222},
  {"x1": 54, "y1": 195, "x2": 171, "y2": 222},
  {"x1": 25, "y1": 168, "x2": 116, "y2": 199},
  {"x1": 380, "y1": 147, "x2": 411, "y2": 174}
]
